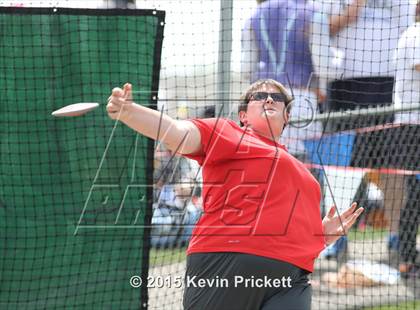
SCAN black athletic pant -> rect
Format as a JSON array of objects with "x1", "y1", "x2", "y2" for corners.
[
  {"x1": 326, "y1": 76, "x2": 394, "y2": 133},
  {"x1": 399, "y1": 176, "x2": 420, "y2": 264},
  {"x1": 398, "y1": 125, "x2": 420, "y2": 265},
  {"x1": 183, "y1": 252, "x2": 312, "y2": 310}
]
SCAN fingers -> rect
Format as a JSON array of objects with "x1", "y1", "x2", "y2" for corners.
[
  {"x1": 346, "y1": 207, "x2": 364, "y2": 226},
  {"x1": 327, "y1": 206, "x2": 336, "y2": 219},
  {"x1": 326, "y1": 203, "x2": 357, "y2": 223},
  {"x1": 108, "y1": 88, "x2": 125, "y2": 108},
  {"x1": 112, "y1": 87, "x2": 124, "y2": 97},
  {"x1": 110, "y1": 84, "x2": 133, "y2": 98},
  {"x1": 123, "y1": 83, "x2": 133, "y2": 101},
  {"x1": 106, "y1": 102, "x2": 120, "y2": 120},
  {"x1": 343, "y1": 207, "x2": 364, "y2": 234},
  {"x1": 342, "y1": 202, "x2": 358, "y2": 218},
  {"x1": 106, "y1": 101, "x2": 119, "y2": 113},
  {"x1": 107, "y1": 83, "x2": 133, "y2": 120}
]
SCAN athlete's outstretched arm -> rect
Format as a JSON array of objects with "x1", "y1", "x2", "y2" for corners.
[{"x1": 106, "y1": 83, "x2": 201, "y2": 155}]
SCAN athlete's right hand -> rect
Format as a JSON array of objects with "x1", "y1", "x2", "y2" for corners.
[{"x1": 107, "y1": 83, "x2": 133, "y2": 120}]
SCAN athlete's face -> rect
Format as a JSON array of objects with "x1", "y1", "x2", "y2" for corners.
[{"x1": 239, "y1": 83, "x2": 289, "y2": 139}]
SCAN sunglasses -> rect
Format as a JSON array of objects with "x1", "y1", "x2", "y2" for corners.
[{"x1": 250, "y1": 92, "x2": 290, "y2": 104}]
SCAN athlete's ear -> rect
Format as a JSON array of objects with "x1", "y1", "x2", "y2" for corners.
[
  {"x1": 239, "y1": 110, "x2": 248, "y2": 126},
  {"x1": 284, "y1": 101, "x2": 292, "y2": 126},
  {"x1": 284, "y1": 110, "x2": 290, "y2": 125},
  {"x1": 282, "y1": 108, "x2": 290, "y2": 131}
]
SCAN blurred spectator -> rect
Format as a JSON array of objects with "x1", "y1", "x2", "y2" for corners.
[
  {"x1": 325, "y1": 0, "x2": 417, "y2": 258},
  {"x1": 241, "y1": 0, "x2": 341, "y2": 159},
  {"x1": 154, "y1": 143, "x2": 199, "y2": 195},
  {"x1": 394, "y1": 0, "x2": 420, "y2": 276},
  {"x1": 152, "y1": 141, "x2": 201, "y2": 248},
  {"x1": 150, "y1": 202, "x2": 179, "y2": 248},
  {"x1": 153, "y1": 144, "x2": 177, "y2": 206},
  {"x1": 327, "y1": 0, "x2": 415, "y2": 80},
  {"x1": 178, "y1": 186, "x2": 203, "y2": 246},
  {"x1": 393, "y1": 0, "x2": 420, "y2": 126},
  {"x1": 151, "y1": 181, "x2": 202, "y2": 248}
]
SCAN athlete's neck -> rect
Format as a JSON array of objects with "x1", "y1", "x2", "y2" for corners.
[{"x1": 249, "y1": 127, "x2": 281, "y2": 143}]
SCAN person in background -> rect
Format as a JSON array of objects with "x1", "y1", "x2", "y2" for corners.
[
  {"x1": 241, "y1": 0, "x2": 341, "y2": 160},
  {"x1": 153, "y1": 144, "x2": 177, "y2": 206},
  {"x1": 152, "y1": 142, "x2": 201, "y2": 248},
  {"x1": 151, "y1": 180, "x2": 202, "y2": 249},
  {"x1": 179, "y1": 186, "x2": 203, "y2": 246},
  {"x1": 393, "y1": 0, "x2": 420, "y2": 277},
  {"x1": 324, "y1": 0, "x2": 417, "y2": 259}
]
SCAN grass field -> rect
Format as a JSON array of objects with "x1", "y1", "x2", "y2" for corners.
[
  {"x1": 147, "y1": 227, "x2": 395, "y2": 267},
  {"x1": 363, "y1": 300, "x2": 420, "y2": 309},
  {"x1": 149, "y1": 246, "x2": 187, "y2": 267},
  {"x1": 349, "y1": 227, "x2": 388, "y2": 241}
]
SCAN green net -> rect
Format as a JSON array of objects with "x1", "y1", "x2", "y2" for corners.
[{"x1": 0, "y1": 7, "x2": 164, "y2": 309}]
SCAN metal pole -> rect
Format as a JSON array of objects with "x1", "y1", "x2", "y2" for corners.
[
  {"x1": 289, "y1": 102, "x2": 420, "y2": 126},
  {"x1": 216, "y1": 0, "x2": 234, "y2": 117}
]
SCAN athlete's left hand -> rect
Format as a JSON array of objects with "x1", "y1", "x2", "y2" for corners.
[{"x1": 322, "y1": 202, "x2": 364, "y2": 245}]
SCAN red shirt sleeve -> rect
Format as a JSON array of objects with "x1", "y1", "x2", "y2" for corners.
[{"x1": 183, "y1": 118, "x2": 239, "y2": 165}]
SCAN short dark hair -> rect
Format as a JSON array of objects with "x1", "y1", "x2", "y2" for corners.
[{"x1": 238, "y1": 79, "x2": 293, "y2": 126}]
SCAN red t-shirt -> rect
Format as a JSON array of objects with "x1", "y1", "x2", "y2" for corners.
[{"x1": 185, "y1": 118, "x2": 325, "y2": 272}]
